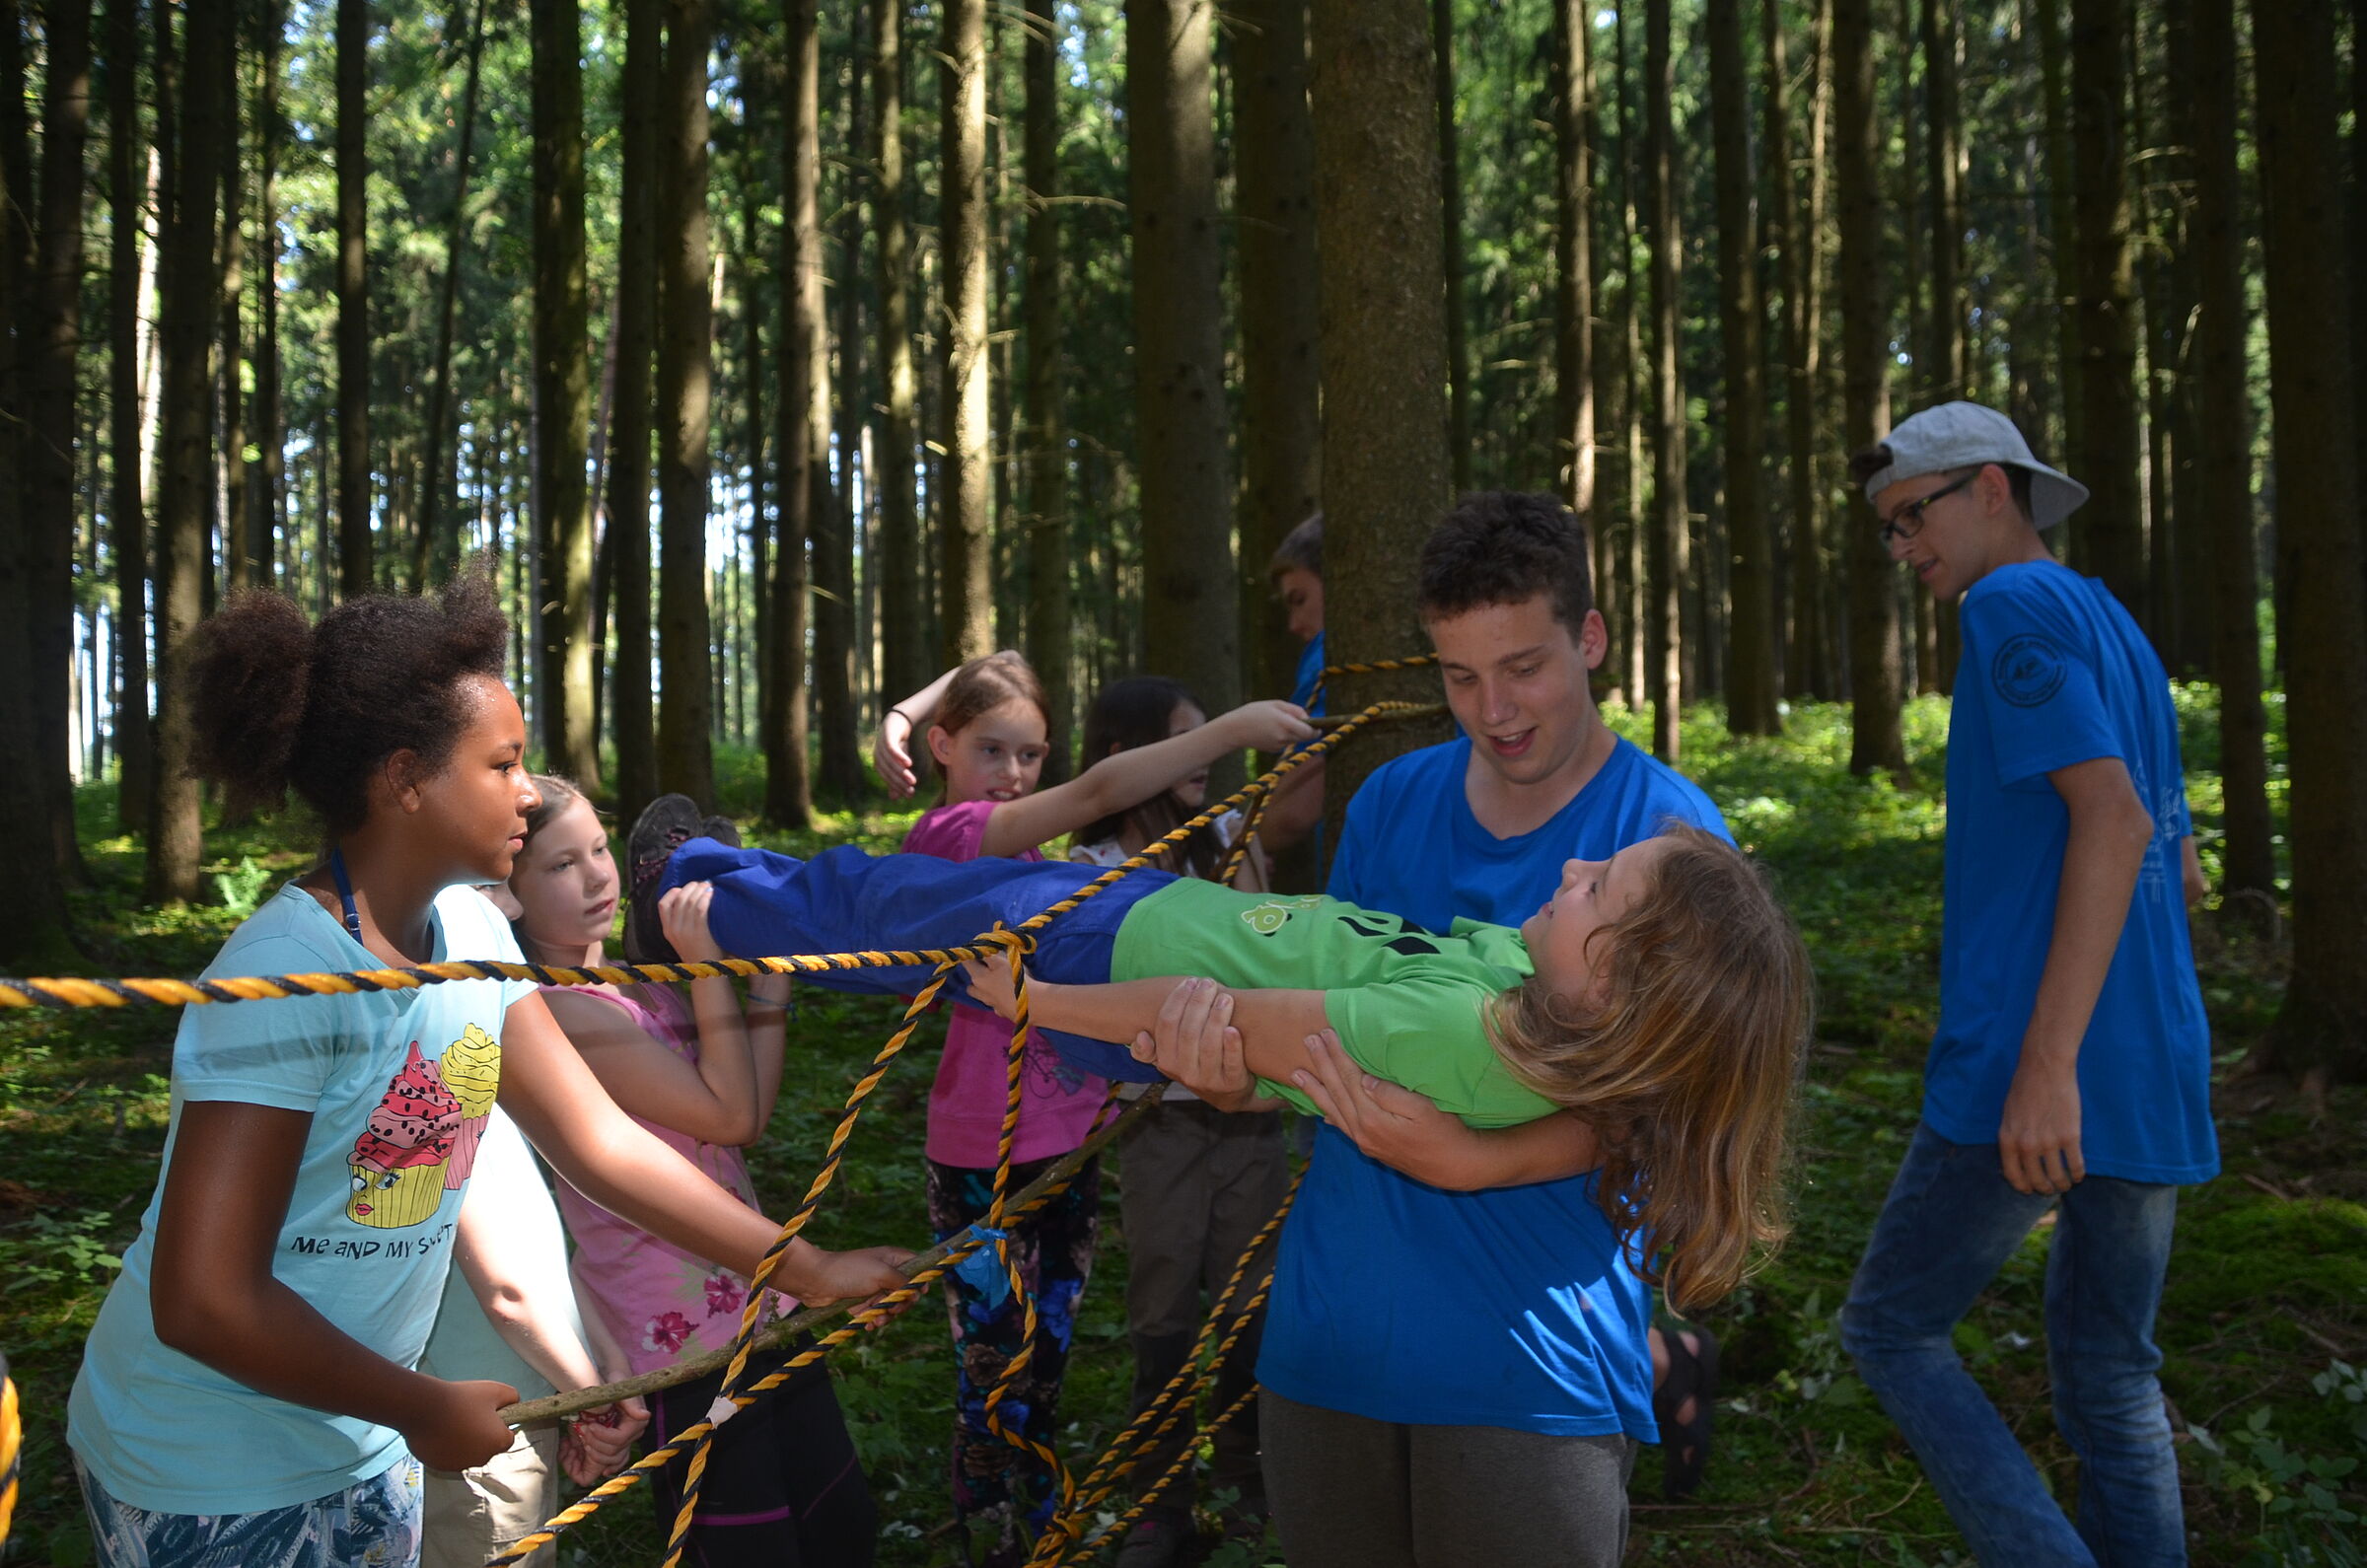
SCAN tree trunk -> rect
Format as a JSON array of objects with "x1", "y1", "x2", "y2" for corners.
[
  {"x1": 2035, "y1": 0, "x2": 2081, "y2": 477},
  {"x1": 2070, "y1": 0, "x2": 2144, "y2": 613},
  {"x1": 335, "y1": 0, "x2": 371, "y2": 597},
  {"x1": 2255, "y1": 0, "x2": 2367, "y2": 1078},
  {"x1": 1709, "y1": 0, "x2": 1775, "y2": 736},
  {"x1": 1235, "y1": 0, "x2": 1322, "y2": 708},
  {"x1": 413, "y1": 0, "x2": 486, "y2": 591},
  {"x1": 109, "y1": 0, "x2": 150, "y2": 826},
  {"x1": 609, "y1": 0, "x2": 659, "y2": 820},
  {"x1": 25, "y1": 0, "x2": 94, "y2": 887},
  {"x1": 217, "y1": 6, "x2": 250, "y2": 594},
  {"x1": 1642, "y1": 0, "x2": 1686, "y2": 760},
  {"x1": 1553, "y1": 0, "x2": 1594, "y2": 519},
  {"x1": 254, "y1": 0, "x2": 285, "y2": 593},
  {"x1": 1022, "y1": 0, "x2": 1076, "y2": 766},
  {"x1": 813, "y1": 0, "x2": 865, "y2": 803},
  {"x1": 874, "y1": 0, "x2": 924, "y2": 708},
  {"x1": 149, "y1": 0, "x2": 225, "y2": 902},
  {"x1": 2189, "y1": 0, "x2": 2271, "y2": 906},
  {"x1": 2160, "y1": 0, "x2": 2207, "y2": 677},
  {"x1": 1836, "y1": 0, "x2": 1904, "y2": 775},
  {"x1": 768, "y1": 4, "x2": 821, "y2": 829},
  {"x1": 655, "y1": 0, "x2": 715, "y2": 804},
  {"x1": 1922, "y1": 0, "x2": 1965, "y2": 397},
  {"x1": 938, "y1": 0, "x2": 992, "y2": 667},
  {"x1": 532, "y1": 0, "x2": 599, "y2": 788},
  {"x1": 1432, "y1": 0, "x2": 1470, "y2": 493},
  {"x1": 1772, "y1": 0, "x2": 1832, "y2": 698},
  {"x1": 1130, "y1": 0, "x2": 1239, "y2": 722},
  {"x1": 1309, "y1": 0, "x2": 1458, "y2": 834}
]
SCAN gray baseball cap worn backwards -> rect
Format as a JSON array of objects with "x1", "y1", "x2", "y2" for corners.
[{"x1": 1860, "y1": 400, "x2": 2091, "y2": 531}]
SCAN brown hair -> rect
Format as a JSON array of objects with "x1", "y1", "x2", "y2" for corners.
[
  {"x1": 1487, "y1": 824, "x2": 1813, "y2": 1314},
  {"x1": 521, "y1": 773, "x2": 589, "y2": 843},
  {"x1": 935, "y1": 651, "x2": 1050, "y2": 746},
  {"x1": 1267, "y1": 513, "x2": 1324, "y2": 581},
  {"x1": 1076, "y1": 676, "x2": 1224, "y2": 880},
  {"x1": 1417, "y1": 491, "x2": 1596, "y2": 635}
]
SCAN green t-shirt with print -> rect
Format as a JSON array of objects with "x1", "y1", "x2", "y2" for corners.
[{"x1": 1109, "y1": 878, "x2": 1557, "y2": 1127}]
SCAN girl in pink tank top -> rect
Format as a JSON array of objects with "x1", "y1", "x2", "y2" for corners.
[{"x1": 508, "y1": 778, "x2": 878, "y2": 1567}]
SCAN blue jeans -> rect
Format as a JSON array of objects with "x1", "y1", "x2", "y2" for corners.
[{"x1": 1840, "y1": 1123, "x2": 2186, "y2": 1568}]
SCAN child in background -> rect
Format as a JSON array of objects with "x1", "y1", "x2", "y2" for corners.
[
  {"x1": 853, "y1": 651, "x2": 1313, "y2": 1568},
  {"x1": 1070, "y1": 677, "x2": 1287, "y2": 1564},
  {"x1": 1260, "y1": 515, "x2": 1327, "y2": 866},
  {"x1": 510, "y1": 778, "x2": 882, "y2": 1567},
  {"x1": 65, "y1": 580, "x2": 907, "y2": 1568},
  {"x1": 418, "y1": 1105, "x2": 646, "y2": 1568}
]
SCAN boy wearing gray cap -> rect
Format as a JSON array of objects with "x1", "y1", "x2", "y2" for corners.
[{"x1": 1837, "y1": 402, "x2": 2214, "y2": 1565}]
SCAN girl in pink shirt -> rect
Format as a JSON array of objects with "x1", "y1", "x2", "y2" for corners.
[{"x1": 885, "y1": 652, "x2": 1309, "y2": 1568}]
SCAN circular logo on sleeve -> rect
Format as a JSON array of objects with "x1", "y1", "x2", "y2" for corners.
[{"x1": 1991, "y1": 633, "x2": 2068, "y2": 707}]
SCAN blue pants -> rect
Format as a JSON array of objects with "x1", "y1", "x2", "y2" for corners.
[
  {"x1": 663, "y1": 840, "x2": 1174, "y2": 1082},
  {"x1": 1839, "y1": 1123, "x2": 2187, "y2": 1567}
]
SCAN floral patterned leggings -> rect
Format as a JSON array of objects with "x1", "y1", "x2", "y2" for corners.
[{"x1": 926, "y1": 1153, "x2": 1102, "y2": 1568}]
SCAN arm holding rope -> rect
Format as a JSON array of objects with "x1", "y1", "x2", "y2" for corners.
[{"x1": 497, "y1": 991, "x2": 912, "y2": 1304}]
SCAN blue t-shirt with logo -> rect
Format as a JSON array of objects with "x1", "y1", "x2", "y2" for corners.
[
  {"x1": 1256, "y1": 734, "x2": 1726, "y2": 1437},
  {"x1": 1931, "y1": 561, "x2": 2216, "y2": 1183},
  {"x1": 69, "y1": 883, "x2": 536, "y2": 1513}
]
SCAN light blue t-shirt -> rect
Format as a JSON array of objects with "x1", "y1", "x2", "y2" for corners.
[
  {"x1": 1931, "y1": 561, "x2": 2217, "y2": 1184},
  {"x1": 1257, "y1": 734, "x2": 1728, "y2": 1438},
  {"x1": 69, "y1": 883, "x2": 536, "y2": 1514}
]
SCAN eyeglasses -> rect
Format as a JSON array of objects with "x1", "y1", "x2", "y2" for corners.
[{"x1": 1878, "y1": 471, "x2": 1976, "y2": 546}]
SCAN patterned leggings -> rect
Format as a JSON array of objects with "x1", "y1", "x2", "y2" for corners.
[{"x1": 926, "y1": 1153, "x2": 1102, "y2": 1568}]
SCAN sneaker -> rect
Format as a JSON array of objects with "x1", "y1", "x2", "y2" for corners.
[
  {"x1": 623, "y1": 794, "x2": 704, "y2": 964},
  {"x1": 699, "y1": 814, "x2": 743, "y2": 848},
  {"x1": 1112, "y1": 1508, "x2": 1196, "y2": 1568}
]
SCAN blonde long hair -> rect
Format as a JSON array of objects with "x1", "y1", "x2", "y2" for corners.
[{"x1": 1487, "y1": 824, "x2": 1813, "y2": 1314}]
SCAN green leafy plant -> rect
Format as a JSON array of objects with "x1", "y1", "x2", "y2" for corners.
[{"x1": 211, "y1": 854, "x2": 275, "y2": 918}]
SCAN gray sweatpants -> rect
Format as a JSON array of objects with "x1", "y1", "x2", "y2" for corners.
[{"x1": 1260, "y1": 1389, "x2": 1637, "y2": 1568}]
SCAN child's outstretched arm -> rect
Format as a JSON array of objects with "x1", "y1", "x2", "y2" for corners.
[
  {"x1": 147, "y1": 1101, "x2": 520, "y2": 1473},
  {"x1": 499, "y1": 991, "x2": 912, "y2": 1305},
  {"x1": 973, "y1": 699, "x2": 1316, "y2": 859}
]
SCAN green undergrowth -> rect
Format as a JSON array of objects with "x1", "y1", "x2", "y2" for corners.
[{"x1": 4, "y1": 697, "x2": 2359, "y2": 1567}]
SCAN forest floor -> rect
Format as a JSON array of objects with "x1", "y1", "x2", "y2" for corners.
[{"x1": 2, "y1": 695, "x2": 2361, "y2": 1568}]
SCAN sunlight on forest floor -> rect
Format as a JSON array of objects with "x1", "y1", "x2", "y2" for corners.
[{"x1": 2, "y1": 696, "x2": 2360, "y2": 1568}]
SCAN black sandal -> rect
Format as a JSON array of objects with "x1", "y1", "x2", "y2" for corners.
[{"x1": 1655, "y1": 1325, "x2": 1719, "y2": 1500}]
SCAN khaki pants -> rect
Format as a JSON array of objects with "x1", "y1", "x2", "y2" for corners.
[{"x1": 420, "y1": 1423, "x2": 561, "y2": 1568}]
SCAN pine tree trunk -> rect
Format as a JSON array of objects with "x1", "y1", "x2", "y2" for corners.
[
  {"x1": 1922, "y1": 0, "x2": 1964, "y2": 397},
  {"x1": 2190, "y1": 0, "x2": 2272, "y2": 907},
  {"x1": 2160, "y1": 0, "x2": 2207, "y2": 676},
  {"x1": 1309, "y1": 0, "x2": 1458, "y2": 828},
  {"x1": 1022, "y1": 0, "x2": 1075, "y2": 767},
  {"x1": 1130, "y1": 0, "x2": 1239, "y2": 725},
  {"x1": 1709, "y1": 0, "x2": 1776, "y2": 736},
  {"x1": 1836, "y1": 0, "x2": 1904, "y2": 775},
  {"x1": 609, "y1": 0, "x2": 659, "y2": 821},
  {"x1": 254, "y1": 1, "x2": 285, "y2": 592},
  {"x1": 2254, "y1": 0, "x2": 2367, "y2": 1079},
  {"x1": 2035, "y1": 0, "x2": 2081, "y2": 478},
  {"x1": 769, "y1": 3, "x2": 821, "y2": 829},
  {"x1": 532, "y1": 0, "x2": 599, "y2": 788},
  {"x1": 149, "y1": 0, "x2": 225, "y2": 902},
  {"x1": 335, "y1": 0, "x2": 371, "y2": 597},
  {"x1": 655, "y1": 0, "x2": 715, "y2": 805},
  {"x1": 1235, "y1": 0, "x2": 1322, "y2": 707},
  {"x1": 2070, "y1": 0, "x2": 2144, "y2": 613},
  {"x1": 414, "y1": 0, "x2": 485, "y2": 591},
  {"x1": 109, "y1": 0, "x2": 150, "y2": 826},
  {"x1": 816, "y1": 0, "x2": 866, "y2": 802},
  {"x1": 874, "y1": 0, "x2": 924, "y2": 708},
  {"x1": 938, "y1": 0, "x2": 992, "y2": 667},
  {"x1": 1553, "y1": 0, "x2": 1594, "y2": 519},
  {"x1": 1642, "y1": 0, "x2": 1686, "y2": 760},
  {"x1": 1432, "y1": 0, "x2": 1470, "y2": 492},
  {"x1": 1771, "y1": 0, "x2": 1831, "y2": 699}
]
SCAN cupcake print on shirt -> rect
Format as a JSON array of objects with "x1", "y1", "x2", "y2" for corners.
[
  {"x1": 346, "y1": 1042, "x2": 464, "y2": 1229},
  {"x1": 438, "y1": 1023, "x2": 502, "y2": 1189}
]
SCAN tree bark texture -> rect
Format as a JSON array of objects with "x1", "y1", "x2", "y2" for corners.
[
  {"x1": 2254, "y1": 0, "x2": 2367, "y2": 1078},
  {"x1": 2035, "y1": 0, "x2": 2081, "y2": 481},
  {"x1": 1835, "y1": 0, "x2": 1904, "y2": 776},
  {"x1": 1553, "y1": 0, "x2": 1594, "y2": 520},
  {"x1": 655, "y1": 0, "x2": 715, "y2": 805},
  {"x1": 1432, "y1": 0, "x2": 1470, "y2": 493},
  {"x1": 1709, "y1": 0, "x2": 1776, "y2": 736},
  {"x1": 1921, "y1": 0, "x2": 1965, "y2": 398},
  {"x1": 769, "y1": 4, "x2": 821, "y2": 829},
  {"x1": 1308, "y1": 0, "x2": 1458, "y2": 839},
  {"x1": 414, "y1": 0, "x2": 486, "y2": 590},
  {"x1": 2189, "y1": 0, "x2": 2271, "y2": 905},
  {"x1": 109, "y1": 0, "x2": 151, "y2": 826},
  {"x1": 335, "y1": 0, "x2": 372, "y2": 597},
  {"x1": 254, "y1": 0, "x2": 286, "y2": 592},
  {"x1": 1129, "y1": 0, "x2": 1239, "y2": 721},
  {"x1": 609, "y1": 0, "x2": 660, "y2": 820},
  {"x1": 1022, "y1": 0, "x2": 1074, "y2": 769},
  {"x1": 815, "y1": 0, "x2": 866, "y2": 802},
  {"x1": 938, "y1": 0, "x2": 992, "y2": 668},
  {"x1": 1643, "y1": 0, "x2": 1686, "y2": 760},
  {"x1": 531, "y1": 0, "x2": 599, "y2": 788},
  {"x1": 217, "y1": 10, "x2": 250, "y2": 596},
  {"x1": 1235, "y1": 0, "x2": 1323, "y2": 705},
  {"x1": 2069, "y1": 0, "x2": 2144, "y2": 614},
  {"x1": 874, "y1": 0, "x2": 924, "y2": 707}
]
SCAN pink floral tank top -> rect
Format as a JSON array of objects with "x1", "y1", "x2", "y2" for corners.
[{"x1": 547, "y1": 983, "x2": 781, "y2": 1376}]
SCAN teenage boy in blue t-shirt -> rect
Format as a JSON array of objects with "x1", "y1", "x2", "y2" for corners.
[
  {"x1": 1839, "y1": 403, "x2": 2216, "y2": 1568},
  {"x1": 1141, "y1": 494, "x2": 1726, "y2": 1568}
]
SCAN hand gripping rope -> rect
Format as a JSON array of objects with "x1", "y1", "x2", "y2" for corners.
[{"x1": 0, "y1": 688, "x2": 1433, "y2": 1567}]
